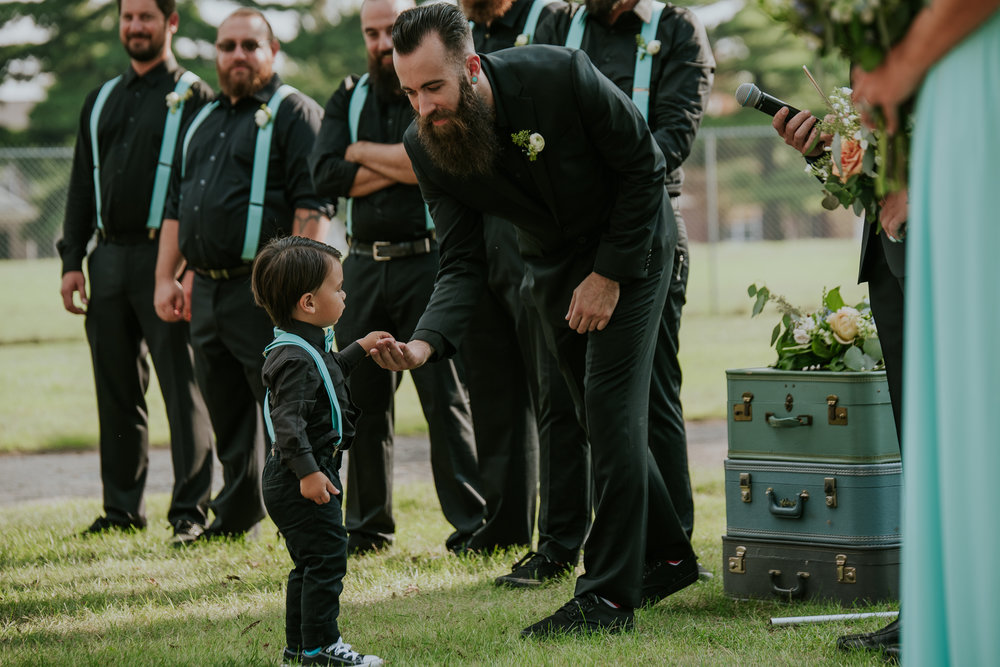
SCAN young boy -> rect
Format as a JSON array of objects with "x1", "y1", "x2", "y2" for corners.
[{"x1": 252, "y1": 236, "x2": 389, "y2": 667}]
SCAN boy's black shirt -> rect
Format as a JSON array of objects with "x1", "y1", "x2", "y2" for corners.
[{"x1": 262, "y1": 320, "x2": 366, "y2": 479}]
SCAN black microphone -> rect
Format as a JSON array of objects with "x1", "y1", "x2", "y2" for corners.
[{"x1": 735, "y1": 83, "x2": 802, "y2": 119}]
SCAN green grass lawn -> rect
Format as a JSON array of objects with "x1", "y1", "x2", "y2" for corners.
[
  {"x1": 0, "y1": 239, "x2": 868, "y2": 452},
  {"x1": 0, "y1": 464, "x2": 894, "y2": 666}
]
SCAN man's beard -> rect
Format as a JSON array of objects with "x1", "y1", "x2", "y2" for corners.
[
  {"x1": 123, "y1": 31, "x2": 165, "y2": 62},
  {"x1": 368, "y1": 51, "x2": 403, "y2": 101},
  {"x1": 416, "y1": 77, "x2": 498, "y2": 179},
  {"x1": 217, "y1": 63, "x2": 270, "y2": 100},
  {"x1": 584, "y1": 0, "x2": 620, "y2": 20},
  {"x1": 461, "y1": 0, "x2": 515, "y2": 25}
]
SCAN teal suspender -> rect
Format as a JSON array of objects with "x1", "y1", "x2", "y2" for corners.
[
  {"x1": 181, "y1": 85, "x2": 298, "y2": 261},
  {"x1": 345, "y1": 76, "x2": 433, "y2": 236},
  {"x1": 633, "y1": 2, "x2": 665, "y2": 123},
  {"x1": 263, "y1": 331, "x2": 343, "y2": 448},
  {"x1": 564, "y1": 1, "x2": 665, "y2": 121},
  {"x1": 89, "y1": 76, "x2": 122, "y2": 230},
  {"x1": 90, "y1": 72, "x2": 201, "y2": 231},
  {"x1": 520, "y1": 0, "x2": 548, "y2": 41},
  {"x1": 246, "y1": 84, "x2": 297, "y2": 261},
  {"x1": 147, "y1": 70, "x2": 201, "y2": 231}
]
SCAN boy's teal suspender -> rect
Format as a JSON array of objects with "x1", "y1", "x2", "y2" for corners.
[
  {"x1": 345, "y1": 75, "x2": 433, "y2": 236},
  {"x1": 468, "y1": 0, "x2": 548, "y2": 43},
  {"x1": 181, "y1": 84, "x2": 298, "y2": 261},
  {"x1": 89, "y1": 71, "x2": 201, "y2": 231},
  {"x1": 263, "y1": 330, "x2": 343, "y2": 448},
  {"x1": 564, "y1": 1, "x2": 665, "y2": 122}
]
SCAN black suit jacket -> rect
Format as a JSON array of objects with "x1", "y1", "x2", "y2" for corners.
[
  {"x1": 404, "y1": 46, "x2": 676, "y2": 357},
  {"x1": 859, "y1": 219, "x2": 906, "y2": 282}
]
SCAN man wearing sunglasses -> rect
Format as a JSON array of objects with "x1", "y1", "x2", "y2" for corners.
[{"x1": 154, "y1": 7, "x2": 331, "y2": 542}]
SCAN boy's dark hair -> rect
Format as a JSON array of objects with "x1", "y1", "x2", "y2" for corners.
[
  {"x1": 252, "y1": 236, "x2": 342, "y2": 330},
  {"x1": 117, "y1": 0, "x2": 177, "y2": 17},
  {"x1": 391, "y1": 2, "x2": 472, "y2": 62}
]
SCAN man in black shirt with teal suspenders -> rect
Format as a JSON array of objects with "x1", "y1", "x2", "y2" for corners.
[{"x1": 58, "y1": 0, "x2": 214, "y2": 544}]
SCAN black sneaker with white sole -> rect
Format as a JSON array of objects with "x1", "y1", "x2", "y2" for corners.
[
  {"x1": 280, "y1": 646, "x2": 302, "y2": 666},
  {"x1": 521, "y1": 594, "x2": 634, "y2": 638},
  {"x1": 495, "y1": 551, "x2": 572, "y2": 588},
  {"x1": 301, "y1": 637, "x2": 383, "y2": 666}
]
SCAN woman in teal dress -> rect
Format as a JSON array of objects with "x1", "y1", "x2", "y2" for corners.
[{"x1": 853, "y1": 1, "x2": 1000, "y2": 664}]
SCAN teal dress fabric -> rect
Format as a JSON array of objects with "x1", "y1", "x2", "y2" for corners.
[{"x1": 902, "y1": 10, "x2": 1000, "y2": 665}]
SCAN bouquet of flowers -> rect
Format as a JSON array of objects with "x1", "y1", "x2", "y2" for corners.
[
  {"x1": 758, "y1": 0, "x2": 923, "y2": 194},
  {"x1": 748, "y1": 283, "x2": 883, "y2": 371},
  {"x1": 807, "y1": 86, "x2": 879, "y2": 220}
]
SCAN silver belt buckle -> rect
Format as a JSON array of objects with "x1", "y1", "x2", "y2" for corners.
[{"x1": 372, "y1": 240, "x2": 391, "y2": 261}]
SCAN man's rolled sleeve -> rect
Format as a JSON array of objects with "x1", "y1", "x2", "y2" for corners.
[
  {"x1": 281, "y1": 93, "x2": 335, "y2": 218},
  {"x1": 310, "y1": 78, "x2": 364, "y2": 200}
]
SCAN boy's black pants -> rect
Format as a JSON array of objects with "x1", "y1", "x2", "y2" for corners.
[{"x1": 263, "y1": 451, "x2": 347, "y2": 650}]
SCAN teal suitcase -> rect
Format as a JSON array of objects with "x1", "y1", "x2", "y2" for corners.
[
  {"x1": 726, "y1": 368, "x2": 899, "y2": 464},
  {"x1": 725, "y1": 459, "x2": 901, "y2": 546},
  {"x1": 722, "y1": 535, "x2": 899, "y2": 604}
]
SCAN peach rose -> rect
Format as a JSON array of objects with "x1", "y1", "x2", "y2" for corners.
[
  {"x1": 826, "y1": 307, "x2": 860, "y2": 345},
  {"x1": 832, "y1": 139, "x2": 865, "y2": 183}
]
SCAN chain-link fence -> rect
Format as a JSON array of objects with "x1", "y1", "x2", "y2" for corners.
[{"x1": 0, "y1": 126, "x2": 859, "y2": 260}]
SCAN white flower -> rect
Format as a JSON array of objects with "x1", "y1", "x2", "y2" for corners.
[
  {"x1": 254, "y1": 105, "x2": 272, "y2": 129},
  {"x1": 792, "y1": 327, "x2": 812, "y2": 345},
  {"x1": 165, "y1": 91, "x2": 181, "y2": 111},
  {"x1": 514, "y1": 33, "x2": 529, "y2": 47},
  {"x1": 529, "y1": 133, "x2": 545, "y2": 153},
  {"x1": 646, "y1": 39, "x2": 661, "y2": 56}
]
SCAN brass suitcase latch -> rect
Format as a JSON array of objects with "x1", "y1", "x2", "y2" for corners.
[
  {"x1": 734, "y1": 392, "x2": 753, "y2": 421},
  {"x1": 836, "y1": 554, "x2": 857, "y2": 584},
  {"x1": 729, "y1": 546, "x2": 747, "y2": 575},
  {"x1": 740, "y1": 473, "x2": 752, "y2": 503},
  {"x1": 824, "y1": 477, "x2": 838, "y2": 508},
  {"x1": 827, "y1": 394, "x2": 848, "y2": 425}
]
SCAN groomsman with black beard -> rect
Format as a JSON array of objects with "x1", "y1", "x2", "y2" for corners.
[
  {"x1": 309, "y1": 0, "x2": 486, "y2": 555},
  {"x1": 154, "y1": 8, "x2": 331, "y2": 541},
  {"x1": 373, "y1": 3, "x2": 699, "y2": 636},
  {"x1": 458, "y1": 0, "x2": 596, "y2": 584},
  {"x1": 535, "y1": 0, "x2": 715, "y2": 579}
]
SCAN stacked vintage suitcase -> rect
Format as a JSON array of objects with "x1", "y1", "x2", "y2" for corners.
[{"x1": 722, "y1": 368, "x2": 901, "y2": 604}]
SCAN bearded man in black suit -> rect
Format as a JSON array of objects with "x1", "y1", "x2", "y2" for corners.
[{"x1": 369, "y1": 2, "x2": 698, "y2": 637}]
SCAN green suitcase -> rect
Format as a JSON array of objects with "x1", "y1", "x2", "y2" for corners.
[
  {"x1": 722, "y1": 535, "x2": 899, "y2": 604},
  {"x1": 726, "y1": 368, "x2": 899, "y2": 464}
]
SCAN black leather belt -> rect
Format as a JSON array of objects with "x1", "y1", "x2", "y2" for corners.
[
  {"x1": 193, "y1": 264, "x2": 253, "y2": 280},
  {"x1": 97, "y1": 228, "x2": 159, "y2": 244},
  {"x1": 350, "y1": 237, "x2": 435, "y2": 262}
]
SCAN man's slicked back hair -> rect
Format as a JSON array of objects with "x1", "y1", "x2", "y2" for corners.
[{"x1": 391, "y1": 2, "x2": 472, "y2": 60}]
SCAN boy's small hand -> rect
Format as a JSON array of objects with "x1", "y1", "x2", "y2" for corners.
[
  {"x1": 358, "y1": 330, "x2": 394, "y2": 356},
  {"x1": 300, "y1": 471, "x2": 339, "y2": 504}
]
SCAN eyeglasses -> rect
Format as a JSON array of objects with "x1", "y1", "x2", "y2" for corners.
[{"x1": 215, "y1": 39, "x2": 268, "y2": 54}]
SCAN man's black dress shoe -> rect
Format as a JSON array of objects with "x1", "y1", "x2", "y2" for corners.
[
  {"x1": 836, "y1": 618, "x2": 900, "y2": 652},
  {"x1": 81, "y1": 515, "x2": 146, "y2": 535},
  {"x1": 169, "y1": 520, "x2": 205, "y2": 547}
]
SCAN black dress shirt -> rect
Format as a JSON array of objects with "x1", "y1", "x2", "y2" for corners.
[
  {"x1": 58, "y1": 61, "x2": 214, "y2": 274},
  {"x1": 165, "y1": 75, "x2": 332, "y2": 270},
  {"x1": 309, "y1": 77, "x2": 428, "y2": 243},
  {"x1": 470, "y1": 0, "x2": 567, "y2": 52},
  {"x1": 535, "y1": 1, "x2": 714, "y2": 196},
  {"x1": 262, "y1": 320, "x2": 367, "y2": 478}
]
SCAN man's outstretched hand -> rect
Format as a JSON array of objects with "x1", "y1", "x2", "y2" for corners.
[{"x1": 369, "y1": 338, "x2": 434, "y2": 371}]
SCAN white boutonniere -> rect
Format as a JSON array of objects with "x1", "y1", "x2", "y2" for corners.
[
  {"x1": 635, "y1": 35, "x2": 661, "y2": 61},
  {"x1": 514, "y1": 33, "x2": 530, "y2": 47},
  {"x1": 511, "y1": 130, "x2": 545, "y2": 161},
  {"x1": 165, "y1": 88, "x2": 193, "y2": 114},
  {"x1": 254, "y1": 104, "x2": 273, "y2": 129}
]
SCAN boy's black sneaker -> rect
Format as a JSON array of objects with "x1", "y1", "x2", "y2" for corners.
[
  {"x1": 640, "y1": 557, "x2": 699, "y2": 607},
  {"x1": 521, "y1": 594, "x2": 634, "y2": 638},
  {"x1": 495, "y1": 551, "x2": 571, "y2": 588},
  {"x1": 280, "y1": 646, "x2": 302, "y2": 666},
  {"x1": 301, "y1": 637, "x2": 383, "y2": 666}
]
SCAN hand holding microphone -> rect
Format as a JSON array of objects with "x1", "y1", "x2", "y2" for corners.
[{"x1": 737, "y1": 83, "x2": 827, "y2": 157}]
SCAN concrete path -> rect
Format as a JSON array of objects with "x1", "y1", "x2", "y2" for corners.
[{"x1": 0, "y1": 420, "x2": 728, "y2": 507}]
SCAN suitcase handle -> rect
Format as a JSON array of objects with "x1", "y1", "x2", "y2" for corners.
[
  {"x1": 766, "y1": 487, "x2": 809, "y2": 518},
  {"x1": 768, "y1": 569, "x2": 809, "y2": 600},
  {"x1": 765, "y1": 413, "x2": 813, "y2": 428}
]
